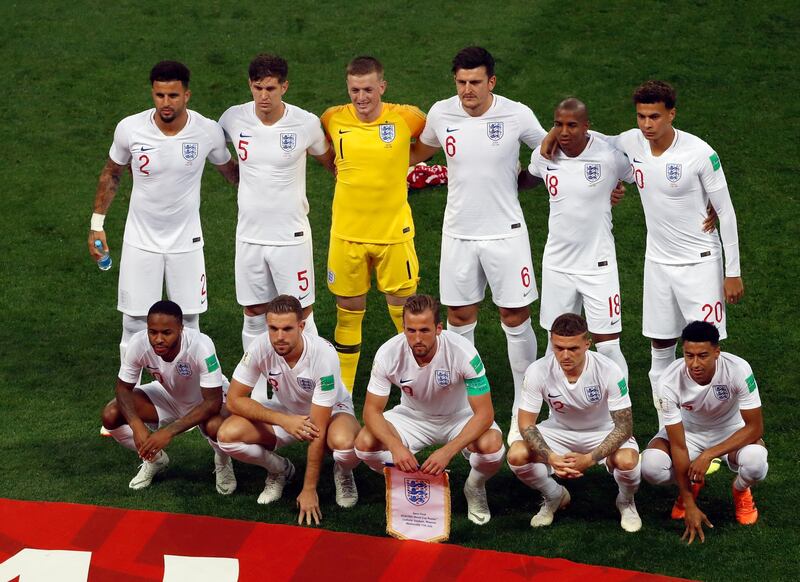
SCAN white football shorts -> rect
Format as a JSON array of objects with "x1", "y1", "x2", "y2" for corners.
[
  {"x1": 235, "y1": 239, "x2": 315, "y2": 307},
  {"x1": 440, "y1": 233, "x2": 538, "y2": 308},
  {"x1": 536, "y1": 418, "x2": 639, "y2": 467},
  {"x1": 262, "y1": 398, "x2": 356, "y2": 450},
  {"x1": 136, "y1": 377, "x2": 229, "y2": 435},
  {"x1": 642, "y1": 258, "x2": 726, "y2": 340},
  {"x1": 540, "y1": 266, "x2": 623, "y2": 334},
  {"x1": 650, "y1": 423, "x2": 749, "y2": 469},
  {"x1": 384, "y1": 404, "x2": 502, "y2": 453},
  {"x1": 118, "y1": 243, "x2": 207, "y2": 316}
]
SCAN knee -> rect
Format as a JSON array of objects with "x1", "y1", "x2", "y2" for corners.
[
  {"x1": 354, "y1": 427, "x2": 380, "y2": 452},
  {"x1": 736, "y1": 444, "x2": 769, "y2": 481},
  {"x1": 447, "y1": 305, "x2": 477, "y2": 326},
  {"x1": 217, "y1": 418, "x2": 242, "y2": 444},
  {"x1": 613, "y1": 449, "x2": 640, "y2": 472},
  {"x1": 203, "y1": 415, "x2": 224, "y2": 441},
  {"x1": 641, "y1": 448, "x2": 672, "y2": 485},
  {"x1": 475, "y1": 429, "x2": 504, "y2": 455},
  {"x1": 498, "y1": 307, "x2": 530, "y2": 328},
  {"x1": 327, "y1": 428, "x2": 355, "y2": 451},
  {"x1": 506, "y1": 442, "x2": 531, "y2": 467},
  {"x1": 101, "y1": 399, "x2": 124, "y2": 429}
]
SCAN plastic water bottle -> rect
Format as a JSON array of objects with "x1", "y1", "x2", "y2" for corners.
[{"x1": 94, "y1": 240, "x2": 112, "y2": 271}]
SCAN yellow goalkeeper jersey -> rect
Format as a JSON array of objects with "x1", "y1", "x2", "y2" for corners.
[{"x1": 321, "y1": 103, "x2": 426, "y2": 243}]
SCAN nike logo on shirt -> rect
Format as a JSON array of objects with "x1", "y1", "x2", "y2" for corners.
[
  {"x1": 547, "y1": 393, "x2": 562, "y2": 398},
  {"x1": 338, "y1": 129, "x2": 351, "y2": 134},
  {"x1": 546, "y1": 165, "x2": 558, "y2": 171},
  {"x1": 140, "y1": 146, "x2": 155, "y2": 152},
  {"x1": 633, "y1": 158, "x2": 643, "y2": 164},
  {"x1": 239, "y1": 132, "x2": 252, "y2": 138},
  {"x1": 399, "y1": 378, "x2": 413, "y2": 384},
  {"x1": 446, "y1": 127, "x2": 459, "y2": 133}
]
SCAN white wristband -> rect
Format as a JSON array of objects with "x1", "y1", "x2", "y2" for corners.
[{"x1": 90, "y1": 213, "x2": 106, "y2": 231}]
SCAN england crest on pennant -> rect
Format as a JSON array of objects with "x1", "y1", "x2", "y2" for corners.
[
  {"x1": 584, "y1": 385, "x2": 601, "y2": 403},
  {"x1": 584, "y1": 163, "x2": 601, "y2": 183},
  {"x1": 713, "y1": 384, "x2": 731, "y2": 401},
  {"x1": 487, "y1": 121, "x2": 504, "y2": 141},
  {"x1": 280, "y1": 132, "x2": 297, "y2": 152},
  {"x1": 434, "y1": 369, "x2": 451, "y2": 387},
  {"x1": 182, "y1": 142, "x2": 199, "y2": 161},
  {"x1": 666, "y1": 163, "x2": 682, "y2": 183},
  {"x1": 404, "y1": 478, "x2": 430, "y2": 506},
  {"x1": 379, "y1": 123, "x2": 395, "y2": 143}
]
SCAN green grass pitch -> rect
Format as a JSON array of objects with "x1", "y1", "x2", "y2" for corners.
[{"x1": 1, "y1": 1, "x2": 798, "y2": 579}]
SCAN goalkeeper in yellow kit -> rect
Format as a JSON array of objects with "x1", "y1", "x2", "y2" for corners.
[{"x1": 321, "y1": 56, "x2": 426, "y2": 392}]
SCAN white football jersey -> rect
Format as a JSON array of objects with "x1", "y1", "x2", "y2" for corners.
[
  {"x1": 368, "y1": 330, "x2": 490, "y2": 416},
  {"x1": 420, "y1": 94, "x2": 546, "y2": 240},
  {"x1": 659, "y1": 352, "x2": 761, "y2": 431},
  {"x1": 520, "y1": 351, "x2": 631, "y2": 432},
  {"x1": 529, "y1": 136, "x2": 633, "y2": 274},
  {"x1": 218, "y1": 102, "x2": 329, "y2": 245},
  {"x1": 233, "y1": 332, "x2": 349, "y2": 414},
  {"x1": 601, "y1": 129, "x2": 737, "y2": 270},
  {"x1": 118, "y1": 327, "x2": 224, "y2": 408},
  {"x1": 109, "y1": 109, "x2": 231, "y2": 253}
]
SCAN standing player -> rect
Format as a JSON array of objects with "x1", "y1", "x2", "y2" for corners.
[
  {"x1": 88, "y1": 61, "x2": 238, "y2": 365},
  {"x1": 217, "y1": 295, "x2": 361, "y2": 525},
  {"x1": 354, "y1": 295, "x2": 505, "y2": 525},
  {"x1": 641, "y1": 321, "x2": 767, "y2": 543},
  {"x1": 219, "y1": 54, "x2": 334, "y2": 363},
  {"x1": 507, "y1": 313, "x2": 641, "y2": 532},
  {"x1": 321, "y1": 56, "x2": 426, "y2": 392},
  {"x1": 101, "y1": 300, "x2": 236, "y2": 495},
  {"x1": 527, "y1": 98, "x2": 633, "y2": 381},
  {"x1": 410, "y1": 47, "x2": 547, "y2": 444},
  {"x1": 542, "y1": 81, "x2": 744, "y2": 427}
]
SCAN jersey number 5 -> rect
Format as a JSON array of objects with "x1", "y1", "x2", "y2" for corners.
[{"x1": 237, "y1": 140, "x2": 249, "y2": 161}]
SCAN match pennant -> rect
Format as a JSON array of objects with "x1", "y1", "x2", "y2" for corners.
[{"x1": 384, "y1": 466, "x2": 450, "y2": 543}]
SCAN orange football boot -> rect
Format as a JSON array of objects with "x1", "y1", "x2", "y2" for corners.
[
  {"x1": 671, "y1": 481, "x2": 704, "y2": 520},
  {"x1": 733, "y1": 485, "x2": 759, "y2": 525}
]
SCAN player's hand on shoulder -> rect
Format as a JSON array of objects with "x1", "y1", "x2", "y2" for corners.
[
  {"x1": 297, "y1": 488, "x2": 322, "y2": 526},
  {"x1": 420, "y1": 448, "x2": 453, "y2": 476},
  {"x1": 88, "y1": 230, "x2": 108, "y2": 260},
  {"x1": 682, "y1": 505, "x2": 713, "y2": 544},
  {"x1": 610, "y1": 181, "x2": 626, "y2": 206},
  {"x1": 284, "y1": 415, "x2": 319, "y2": 442},
  {"x1": 724, "y1": 277, "x2": 744, "y2": 304},
  {"x1": 389, "y1": 444, "x2": 419, "y2": 473},
  {"x1": 539, "y1": 127, "x2": 560, "y2": 160}
]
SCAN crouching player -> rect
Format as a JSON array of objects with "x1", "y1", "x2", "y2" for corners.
[
  {"x1": 507, "y1": 313, "x2": 642, "y2": 532},
  {"x1": 101, "y1": 300, "x2": 236, "y2": 494},
  {"x1": 641, "y1": 321, "x2": 767, "y2": 543},
  {"x1": 217, "y1": 295, "x2": 360, "y2": 525},
  {"x1": 355, "y1": 294, "x2": 505, "y2": 525}
]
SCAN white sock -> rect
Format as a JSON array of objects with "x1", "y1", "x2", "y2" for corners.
[
  {"x1": 242, "y1": 313, "x2": 267, "y2": 351},
  {"x1": 332, "y1": 448, "x2": 360, "y2": 472},
  {"x1": 120, "y1": 314, "x2": 147, "y2": 363},
  {"x1": 640, "y1": 448, "x2": 674, "y2": 486},
  {"x1": 466, "y1": 446, "x2": 505, "y2": 487},
  {"x1": 205, "y1": 437, "x2": 230, "y2": 466},
  {"x1": 107, "y1": 425, "x2": 137, "y2": 453},
  {"x1": 355, "y1": 449, "x2": 393, "y2": 474},
  {"x1": 502, "y1": 319, "x2": 537, "y2": 414},
  {"x1": 303, "y1": 311, "x2": 318, "y2": 336},
  {"x1": 183, "y1": 313, "x2": 199, "y2": 330},
  {"x1": 596, "y1": 338, "x2": 629, "y2": 383},
  {"x1": 447, "y1": 320, "x2": 477, "y2": 344},
  {"x1": 217, "y1": 441, "x2": 285, "y2": 474},
  {"x1": 509, "y1": 462, "x2": 562, "y2": 500},
  {"x1": 733, "y1": 444, "x2": 769, "y2": 490},
  {"x1": 649, "y1": 345, "x2": 676, "y2": 428},
  {"x1": 613, "y1": 465, "x2": 641, "y2": 500}
]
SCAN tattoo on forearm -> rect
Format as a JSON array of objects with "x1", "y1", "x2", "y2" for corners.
[
  {"x1": 94, "y1": 163, "x2": 123, "y2": 213},
  {"x1": 591, "y1": 407, "x2": 633, "y2": 462},
  {"x1": 522, "y1": 424, "x2": 553, "y2": 462}
]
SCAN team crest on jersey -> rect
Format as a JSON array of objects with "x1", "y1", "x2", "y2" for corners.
[
  {"x1": 177, "y1": 362, "x2": 192, "y2": 377},
  {"x1": 713, "y1": 384, "x2": 731, "y2": 401},
  {"x1": 666, "y1": 163, "x2": 682, "y2": 183},
  {"x1": 584, "y1": 385, "x2": 602, "y2": 403},
  {"x1": 182, "y1": 142, "x2": 199, "y2": 161},
  {"x1": 297, "y1": 377, "x2": 315, "y2": 392},
  {"x1": 379, "y1": 123, "x2": 396, "y2": 143},
  {"x1": 434, "y1": 369, "x2": 451, "y2": 387},
  {"x1": 280, "y1": 132, "x2": 297, "y2": 152},
  {"x1": 404, "y1": 478, "x2": 430, "y2": 506},
  {"x1": 584, "y1": 163, "x2": 601, "y2": 183},
  {"x1": 487, "y1": 122, "x2": 504, "y2": 141}
]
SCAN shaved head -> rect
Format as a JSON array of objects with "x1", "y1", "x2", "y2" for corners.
[{"x1": 555, "y1": 97, "x2": 589, "y2": 122}]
